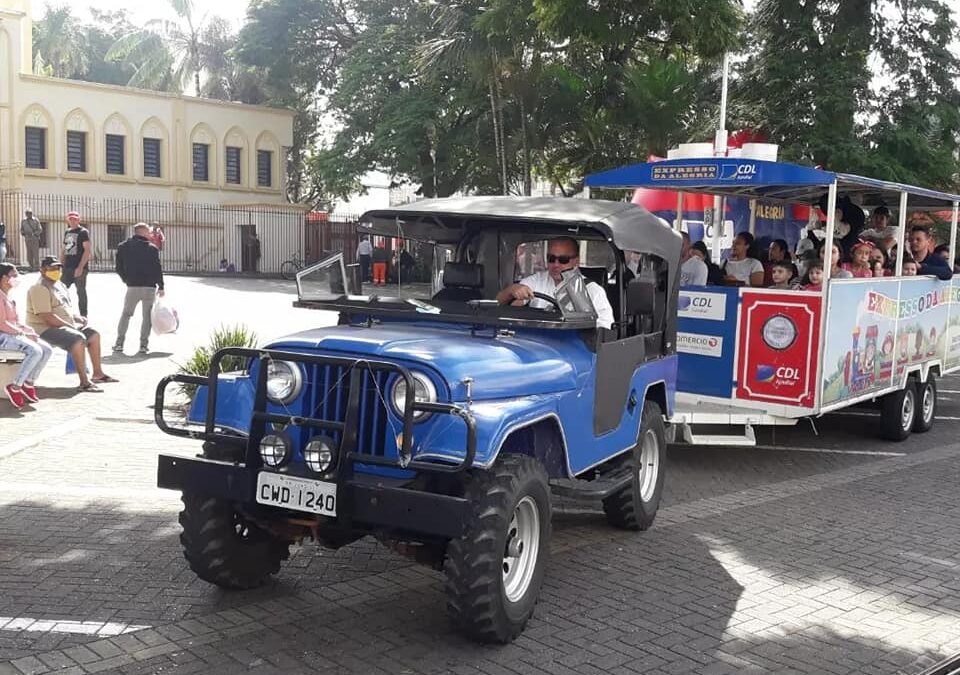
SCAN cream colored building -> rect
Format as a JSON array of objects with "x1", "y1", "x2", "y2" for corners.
[{"x1": 0, "y1": 0, "x2": 304, "y2": 272}]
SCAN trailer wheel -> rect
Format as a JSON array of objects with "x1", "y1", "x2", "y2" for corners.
[
  {"x1": 879, "y1": 382, "x2": 917, "y2": 441},
  {"x1": 913, "y1": 376, "x2": 937, "y2": 433},
  {"x1": 602, "y1": 401, "x2": 666, "y2": 531},
  {"x1": 178, "y1": 494, "x2": 290, "y2": 589},
  {"x1": 444, "y1": 454, "x2": 551, "y2": 644}
]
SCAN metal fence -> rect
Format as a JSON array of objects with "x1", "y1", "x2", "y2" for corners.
[{"x1": 0, "y1": 190, "x2": 362, "y2": 276}]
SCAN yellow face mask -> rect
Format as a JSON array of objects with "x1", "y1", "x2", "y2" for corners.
[{"x1": 44, "y1": 270, "x2": 62, "y2": 282}]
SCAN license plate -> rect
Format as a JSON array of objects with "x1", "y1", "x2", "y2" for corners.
[{"x1": 255, "y1": 472, "x2": 337, "y2": 516}]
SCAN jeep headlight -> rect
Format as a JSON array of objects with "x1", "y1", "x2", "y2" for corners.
[
  {"x1": 259, "y1": 433, "x2": 291, "y2": 467},
  {"x1": 390, "y1": 371, "x2": 436, "y2": 421},
  {"x1": 265, "y1": 360, "x2": 302, "y2": 404},
  {"x1": 304, "y1": 436, "x2": 335, "y2": 473}
]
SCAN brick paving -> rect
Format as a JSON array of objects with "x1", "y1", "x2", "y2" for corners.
[{"x1": 2, "y1": 272, "x2": 960, "y2": 674}]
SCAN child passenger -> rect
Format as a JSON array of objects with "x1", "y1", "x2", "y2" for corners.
[
  {"x1": 769, "y1": 261, "x2": 800, "y2": 290},
  {"x1": 803, "y1": 262, "x2": 824, "y2": 291},
  {"x1": 843, "y1": 240, "x2": 875, "y2": 278},
  {"x1": 902, "y1": 255, "x2": 919, "y2": 276}
]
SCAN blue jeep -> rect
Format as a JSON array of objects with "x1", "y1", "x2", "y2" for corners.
[{"x1": 155, "y1": 197, "x2": 681, "y2": 643}]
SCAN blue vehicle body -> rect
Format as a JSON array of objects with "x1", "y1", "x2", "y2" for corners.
[{"x1": 190, "y1": 320, "x2": 677, "y2": 477}]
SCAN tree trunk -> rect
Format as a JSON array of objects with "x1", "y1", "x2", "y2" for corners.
[
  {"x1": 519, "y1": 95, "x2": 531, "y2": 196},
  {"x1": 488, "y1": 77, "x2": 504, "y2": 195}
]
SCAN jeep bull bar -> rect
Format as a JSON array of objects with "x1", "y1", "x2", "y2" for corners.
[{"x1": 154, "y1": 348, "x2": 477, "y2": 538}]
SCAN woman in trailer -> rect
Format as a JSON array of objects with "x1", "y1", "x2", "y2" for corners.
[
  {"x1": 821, "y1": 241, "x2": 853, "y2": 280},
  {"x1": 721, "y1": 232, "x2": 764, "y2": 287}
]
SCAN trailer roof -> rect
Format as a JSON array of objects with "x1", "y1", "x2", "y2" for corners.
[{"x1": 584, "y1": 158, "x2": 960, "y2": 208}]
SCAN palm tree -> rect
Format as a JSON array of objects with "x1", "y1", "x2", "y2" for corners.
[
  {"x1": 106, "y1": 0, "x2": 214, "y2": 95},
  {"x1": 32, "y1": 6, "x2": 90, "y2": 78}
]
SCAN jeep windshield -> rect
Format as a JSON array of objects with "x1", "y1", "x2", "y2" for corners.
[{"x1": 294, "y1": 248, "x2": 600, "y2": 330}]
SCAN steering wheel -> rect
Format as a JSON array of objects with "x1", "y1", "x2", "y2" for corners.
[{"x1": 531, "y1": 292, "x2": 563, "y2": 314}]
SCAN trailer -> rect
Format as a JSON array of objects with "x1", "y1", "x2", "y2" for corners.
[{"x1": 586, "y1": 157, "x2": 960, "y2": 444}]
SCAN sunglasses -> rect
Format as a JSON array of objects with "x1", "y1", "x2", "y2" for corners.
[{"x1": 546, "y1": 254, "x2": 574, "y2": 264}]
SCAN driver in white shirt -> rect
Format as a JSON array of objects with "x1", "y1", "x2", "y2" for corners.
[{"x1": 496, "y1": 237, "x2": 615, "y2": 329}]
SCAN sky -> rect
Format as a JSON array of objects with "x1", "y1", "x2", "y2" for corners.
[{"x1": 31, "y1": 0, "x2": 251, "y2": 30}]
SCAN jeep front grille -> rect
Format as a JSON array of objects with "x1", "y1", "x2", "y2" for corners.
[{"x1": 308, "y1": 364, "x2": 391, "y2": 457}]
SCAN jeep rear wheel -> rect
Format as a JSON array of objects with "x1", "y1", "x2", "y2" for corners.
[
  {"x1": 178, "y1": 494, "x2": 291, "y2": 589},
  {"x1": 602, "y1": 401, "x2": 666, "y2": 531},
  {"x1": 444, "y1": 454, "x2": 551, "y2": 643}
]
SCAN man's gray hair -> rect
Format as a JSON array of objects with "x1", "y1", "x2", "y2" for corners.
[{"x1": 134, "y1": 222, "x2": 150, "y2": 232}]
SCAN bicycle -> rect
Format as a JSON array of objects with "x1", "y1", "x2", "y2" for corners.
[{"x1": 280, "y1": 251, "x2": 305, "y2": 280}]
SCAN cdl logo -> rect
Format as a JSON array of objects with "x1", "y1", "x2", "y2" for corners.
[
  {"x1": 756, "y1": 365, "x2": 801, "y2": 383},
  {"x1": 692, "y1": 297, "x2": 713, "y2": 307},
  {"x1": 721, "y1": 163, "x2": 758, "y2": 180},
  {"x1": 736, "y1": 164, "x2": 757, "y2": 176}
]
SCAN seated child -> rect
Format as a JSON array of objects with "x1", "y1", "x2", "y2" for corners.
[
  {"x1": 902, "y1": 254, "x2": 919, "y2": 276},
  {"x1": 869, "y1": 247, "x2": 891, "y2": 277},
  {"x1": 769, "y1": 261, "x2": 800, "y2": 290},
  {"x1": 842, "y1": 240, "x2": 874, "y2": 278},
  {"x1": 803, "y1": 261, "x2": 824, "y2": 291}
]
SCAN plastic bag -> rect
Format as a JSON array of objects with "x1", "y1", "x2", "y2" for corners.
[{"x1": 151, "y1": 297, "x2": 179, "y2": 335}]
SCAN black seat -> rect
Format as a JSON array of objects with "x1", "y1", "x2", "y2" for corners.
[{"x1": 433, "y1": 262, "x2": 484, "y2": 302}]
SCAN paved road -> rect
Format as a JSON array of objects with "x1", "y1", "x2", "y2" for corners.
[{"x1": 2, "y1": 272, "x2": 960, "y2": 674}]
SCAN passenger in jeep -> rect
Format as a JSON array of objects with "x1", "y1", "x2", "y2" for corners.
[{"x1": 496, "y1": 236, "x2": 614, "y2": 328}]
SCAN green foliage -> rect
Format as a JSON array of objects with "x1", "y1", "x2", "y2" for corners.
[
  {"x1": 176, "y1": 325, "x2": 259, "y2": 399},
  {"x1": 736, "y1": 0, "x2": 960, "y2": 191}
]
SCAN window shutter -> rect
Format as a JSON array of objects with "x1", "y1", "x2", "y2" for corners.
[
  {"x1": 192, "y1": 143, "x2": 209, "y2": 182},
  {"x1": 67, "y1": 130, "x2": 87, "y2": 172},
  {"x1": 25, "y1": 127, "x2": 46, "y2": 169},
  {"x1": 225, "y1": 147, "x2": 242, "y2": 184},
  {"x1": 105, "y1": 134, "x2": 125, "y2": 175},
  {"x1": 143, "y1": 138, "x2": 162, "y2": 178},
  {"x1": 257, "y1": 150, "x2": 272, "y2": 187}
]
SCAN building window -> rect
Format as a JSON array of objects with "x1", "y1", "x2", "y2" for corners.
[
  {"x1": 257, "y1": 150, "x2": 273, "y2": 187},
  {"x1": 25, "y1": 127, "x2": 46, "y2": 169},
  {"x1": 67, "y1": 130, "x2": 87, "y2": 172},
  {"x1": 225, "y1": 146, "x2": 242, "y2": 185},
  {"x1": 192, "y1": 143, "x2": 209, "y2": 182},
  {"x1": 143, "y1": 138, "x2": 162, "y2": 178},
  {"x1": 105, "y1": 134, "x2": 125, "y2": 175},
  {"x1": 107, "y1": 225, "x2": 126, "y2": 250}
]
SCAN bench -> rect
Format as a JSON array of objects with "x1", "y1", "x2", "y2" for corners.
[{"x1": 0, "y1": 349, "x2": 26, "y2": 392}]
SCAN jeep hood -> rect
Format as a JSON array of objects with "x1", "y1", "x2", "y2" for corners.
[{"x1": 268, "y1": 323, "x2": 589, "y2": 400}]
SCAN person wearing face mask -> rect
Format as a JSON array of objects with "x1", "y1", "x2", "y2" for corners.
[
  {"x1": 0, "y1": 262, "x2": 52, "y2": 408},
  {"x1": 25, "y1": 257, "x2": 117, "y2": 392}
]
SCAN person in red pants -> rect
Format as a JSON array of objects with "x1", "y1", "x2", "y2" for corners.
[{"x1": 372, "y1": 244, "x2": 389, "y2": 286}]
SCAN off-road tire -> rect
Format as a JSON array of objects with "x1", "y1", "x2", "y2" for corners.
[
  {"x1": 879, "y1": 382, "x2": 917, "y2": 441},
  {"x1": 913, "y1": 376, "x2": 937, "y2": 433},
  {"x1": 444, "y1": 454, "x2": 551, "y2": 643},
  {"x1": 280, "y1": 261, "x2": 299, "y2": 281},
  {"x1": 602, "y1": 401, "x2": 666, "y2": 531},
  {"x1": 178, "y1": 493, "x2": 290, "y2": 589}
]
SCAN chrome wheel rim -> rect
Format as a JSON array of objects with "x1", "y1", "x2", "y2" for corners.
[
  {"x1": 638, "y1": 429, "x2": 660, "y2": 502},
  {"x1": 502, "y1": 496, "x2": 540, "y2": 603},
  {"x1": 901, "y1": 389, "x2": 915, "y2": 431},
  {"x1": 922, "y1": 384, "x2": 934, "y2": 424}
]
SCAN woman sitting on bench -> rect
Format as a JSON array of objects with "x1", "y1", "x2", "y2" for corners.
[{"x1": 0, "y1": 262, "x2": 52, "y2": 409}]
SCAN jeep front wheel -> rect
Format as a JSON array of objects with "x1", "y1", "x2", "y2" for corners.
[
  {"x1": 602, "y1": 401, "x2": 666, "y2": 531},
  {"x1": 444, "y1": 455, "x2": 551, "y2": 643},
  {"x1": 178, "y1": 493, "x2": 291, "y2": 589}
]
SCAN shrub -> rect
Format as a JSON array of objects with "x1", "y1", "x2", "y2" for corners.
[{"x1": 176, "y1": 324, "x2": 259, "y2": 399}]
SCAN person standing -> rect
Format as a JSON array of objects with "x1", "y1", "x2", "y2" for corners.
[
  {"x1": 114, "y1": 223, "x2": 165, "y2": 355},
  {"x1": 60, "y1": 211, "x2": 91, "y2": 317},
  {"x1": 147, "y1": 222, "x2": 165, "y2": 251},
  {"x1": 20, "y1": 210, "x2": 43, "y2": 270},
  {"x1": 0, "y1": 220, "x2": 7, "y2": 263},
  {"x1": 356, "y1": 236, "x2": 373, "y2": 282}
]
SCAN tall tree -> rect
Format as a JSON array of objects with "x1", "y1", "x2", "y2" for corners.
[
  {"x1": 32, "y1": 6, "x2": 90, "y2": 78},
  {"x1": 107, "y1": 0, "x2": 216, "y2": 95}
]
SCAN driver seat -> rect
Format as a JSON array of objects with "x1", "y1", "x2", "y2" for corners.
[{"x1": 433, "y1": 262, "x2": 484, "y2": 302}]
